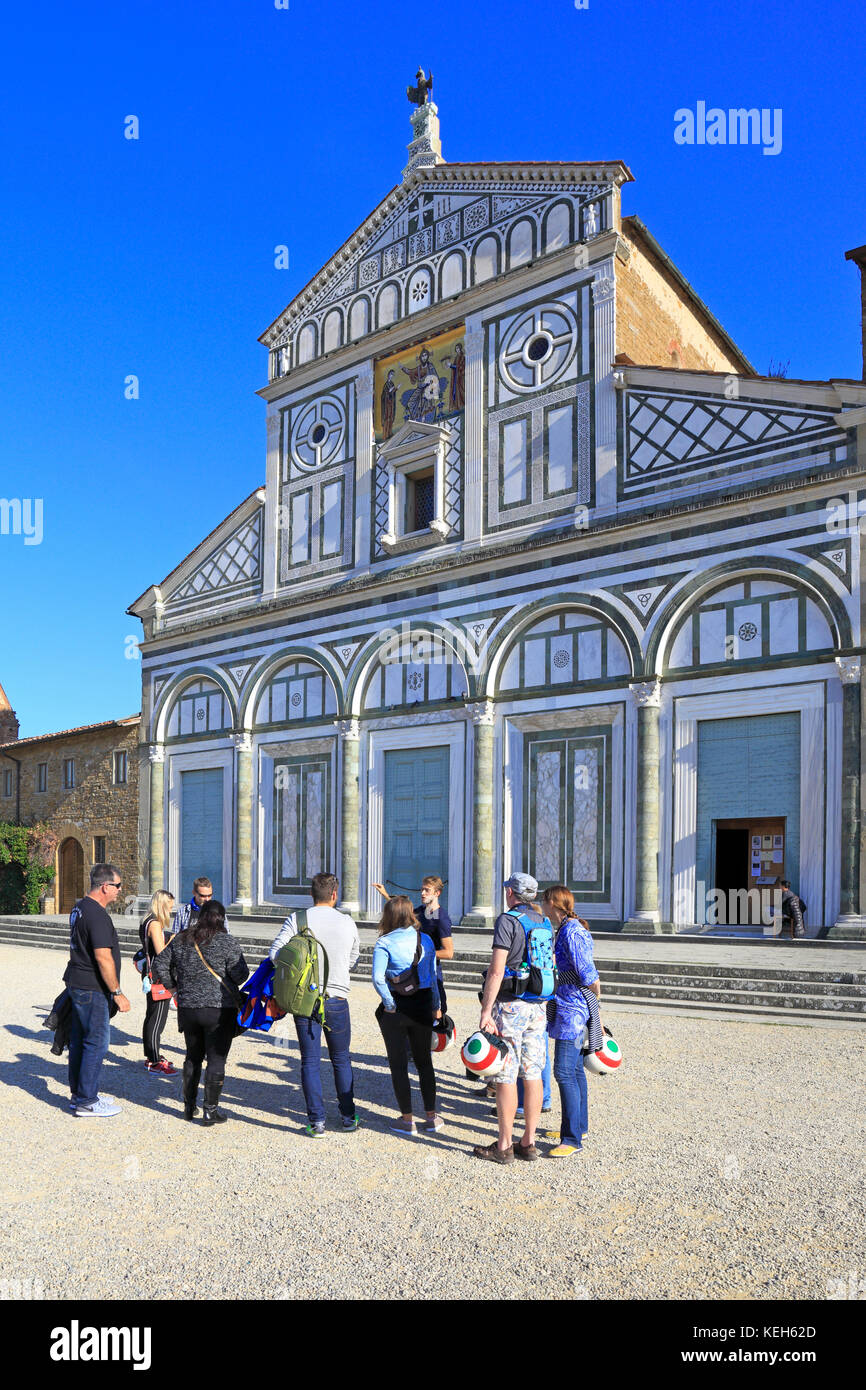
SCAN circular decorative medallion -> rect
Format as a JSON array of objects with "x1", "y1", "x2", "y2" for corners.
[
  {"x1": 499, "y1": 303, "x2": 578, "y2": 393},
  {"x1": 290, "y1": 394, "x2": 346, "y2": 471},
  {"x1": 738, "y1": 622, "x2": 758, "y2": 641},
  {"x1": 553, "y1": 649, "x2": 571, "y2": 668},
  {"x1": 291, "y1": 693, "x2": 302, "y2": 707},
  {"x1": 407, "y1": 671, "x2": 424, "y2": 691},
  {"x1": 195, "y1": 708, "x2": 205, "y2": 721}
]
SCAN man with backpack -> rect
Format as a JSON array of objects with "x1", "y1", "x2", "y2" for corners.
[
  {"x1": 268, "y1": 873, "x2": 361, "y2": 1137},
  {"x1": 472, "y1": 873, "x2": 555, "y2": 1165}
]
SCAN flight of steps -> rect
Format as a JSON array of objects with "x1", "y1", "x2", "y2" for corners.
[{"x1": 2, "y1": 917, "x2": 865, "y2": 1023}]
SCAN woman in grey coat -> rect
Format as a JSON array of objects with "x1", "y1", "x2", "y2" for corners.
[{"x1": 152, "y1": 900, "x2": 248, "y2": 1125}]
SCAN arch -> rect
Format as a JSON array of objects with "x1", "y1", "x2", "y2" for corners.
[
  {"x1": 646, "y1": 560, "x2": 853, "y2": 674},
  {"x1": 345, "y1": 622, "x2": 479, "y2": 716},
  {"x1": 471, "y1": 234, "x2": 500, "y2": 284},
  {"x1": 542, "y1": 200, "x2": 574, "y2": 254},
  {"x1": 322, "y1": 308, "x2": 343, "y2": 354},
  {"x1": 348, "y1": 295, "x2": 371, "y2": 342},
  {"x1": 296, "y1": 321, "x2": 317, "y2": 365},
  {"x1": 406, "y1": 266, "x2": 433, "y2": 315},
  {"x1": 506, "y1": 217, "x2": 536, "y2": 270},
  {"x1": 152, "y1": 667, "x2": 238, "y2": 743},
  {"x1": 58, "y1": 835, "x2": 86, "y2": 914},
  {"x1": 376, "y1": 281, "x2": 401, "y2": 328},
  {"x1": 439, "y1": 250, "x2": 466, "y2": 299},
  {"x1": 240, "y1": 649, "x2": 343, "y2": 729},
  {"x1": 484, "y1": 595, "x2": 641, "y2": 697}
]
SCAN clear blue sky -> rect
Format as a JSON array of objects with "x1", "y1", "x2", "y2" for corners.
[{"x1": 1, "y1": 0, "x2": 863, "y2": 738}]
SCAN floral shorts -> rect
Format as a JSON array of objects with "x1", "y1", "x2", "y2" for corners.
[{"x1": 492, "y1": 999, "x2": 548, "y2": 1085}]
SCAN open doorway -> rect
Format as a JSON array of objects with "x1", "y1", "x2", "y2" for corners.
[{"x1": 713, "y1": 817, "x2": 786, "y2": 926}]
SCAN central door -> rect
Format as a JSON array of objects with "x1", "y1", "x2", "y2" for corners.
[
  {"x1": 180, "y1": 768, "x2": 224, "y2": 903},
  {"x1": 383, "y1": 745, "x2": 449, "y2": 910}
]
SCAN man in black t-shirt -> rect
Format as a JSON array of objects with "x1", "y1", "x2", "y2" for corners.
[{"x1": 63, "y1": 863, "x2": 131, "y2": 1116}]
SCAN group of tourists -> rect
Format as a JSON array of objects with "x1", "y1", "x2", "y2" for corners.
[{"x1": 59, "y1": 861, "x2": 601, "y2": 1159}]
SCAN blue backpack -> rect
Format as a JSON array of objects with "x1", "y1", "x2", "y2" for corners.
[{"x1": 504, "y1": 909, "x2": 558, "y2": 1001}]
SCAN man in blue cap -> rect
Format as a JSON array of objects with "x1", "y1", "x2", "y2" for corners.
[{"x1": 472, "y1": 872, "x2": 551, "y2": 1164}]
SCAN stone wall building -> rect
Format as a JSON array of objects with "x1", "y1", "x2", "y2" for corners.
[
  {"x1": 0, "y1": 713, "x2": 140, "y2": 913},
  {"x1": 128, "y1": 91, "x2": 866, "y2": 935}
]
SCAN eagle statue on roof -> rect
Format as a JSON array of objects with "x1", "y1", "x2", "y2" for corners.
[{"x1": 407, "y1": 67, "x2": 433, "y2": 107}]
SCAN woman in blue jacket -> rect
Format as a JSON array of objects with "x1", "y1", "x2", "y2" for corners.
[{"x1": 372, "y1": 895, "x2": 442, "y2": 1138}]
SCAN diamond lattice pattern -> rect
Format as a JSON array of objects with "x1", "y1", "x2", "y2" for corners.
[{"x1": 172, "y1": 514, "x2": 262, "y2": 600}]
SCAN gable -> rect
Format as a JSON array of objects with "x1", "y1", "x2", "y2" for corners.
[
  {"x1": 262, "y1": 162, "x2": 631, "y2": 376},
  {"x1": 160, "y1": 498, "x2": 264, "y2": 622}
]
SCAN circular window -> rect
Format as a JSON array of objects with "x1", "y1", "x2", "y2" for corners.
[
  {"x1": 310, "y1": 423, "x2": 327, "y2": 445},
  {"x1": 499, "y1": 306, "x2": 577, "y2": 393},
  {"x1": 525, "y1": 333, "x2": 552, "y2": 364}
]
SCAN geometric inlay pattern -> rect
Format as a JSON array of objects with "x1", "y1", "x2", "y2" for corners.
[
  {"x1": 623, "y1": 390, "x2": 845, "y2": 498},
  {"x1": 170, "y1": 512, "x2": 262, "y2": 602}
]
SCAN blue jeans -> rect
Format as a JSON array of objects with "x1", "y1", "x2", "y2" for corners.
[
  {"x1": 517, "y1": 1031, "x2": 552, "y2": 1108},
  {"x1": 294, "y1": 996, "x2": 355, "y2": 1124},
  {"x1": 67, "y1": 988, "x2": 111, "y2": 1108},
  {"x1": 553, "y1": 1038, "x2": 588, "y2": 1147}
]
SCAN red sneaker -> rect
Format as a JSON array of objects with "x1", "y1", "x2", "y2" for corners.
[{"x1": 146, "y1": 1060, "x2": 178, "y2": 1078}]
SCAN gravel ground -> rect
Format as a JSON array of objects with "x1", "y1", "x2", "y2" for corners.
[{"x1": 2, "y1": 942, "x2": 864, "y2": 1302}]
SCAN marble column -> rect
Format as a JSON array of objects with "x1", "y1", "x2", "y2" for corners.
[
  {"x1": 354, "y1": 361, "x2": 375, "y2": 563},
  {"x1": 336, "y1": 718, "x2": 361, "y2": 914},
  {"x1": 831, "y1": 657, "x2": 864, "y2": 935},
  {"x1": 463, "y1": 318, "x2": 485, "y2": 542},
  {"x1": 148, "y1": 746, "x2": 165, "y2": 893},
  {"x1": 592, "y1": 268, "x2": 618, "y2": 514},
  {"x1": 625, "y1": 680, "x2": 664, "y2": 933},
  {"x1": 464, "y1": 699, "x2": 496, "y2": 926},
  {"x1": 234, "y1": 732, "x2": 253, "y2": 910}
]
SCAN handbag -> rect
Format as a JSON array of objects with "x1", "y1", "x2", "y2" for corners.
[
  {"x1": 388, "y1": 933, "x2": 423, "y2": 996},
  {"x1": 193, "y1": 942, "x2": 247, "y2": 1036}
]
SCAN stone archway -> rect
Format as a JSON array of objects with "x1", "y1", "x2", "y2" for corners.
[{"x1": 59, "y1": 838, "x2": 85, "y2": 914}]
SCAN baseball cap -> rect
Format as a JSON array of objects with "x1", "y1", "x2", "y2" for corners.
[{"x1": 503, "y1": 872, "x2": 538, "y2": 898}]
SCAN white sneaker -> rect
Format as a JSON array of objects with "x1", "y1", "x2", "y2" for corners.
[
  {"x1": 74, "y1": 1098, "x2": 121, "y2": 1118},
  {"x1": 68, "y1": 1092, "x2": 113, "y2": 1111}
]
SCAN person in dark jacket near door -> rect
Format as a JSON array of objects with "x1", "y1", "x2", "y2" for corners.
[
  {"x1": 773, "y1": 877, "x2": 805, "y2": 938},
  {"x1": 151, "y1": 900, "x2": 248, "y2": 1125}
]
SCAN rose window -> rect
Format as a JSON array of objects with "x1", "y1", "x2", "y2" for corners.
[
  {"x1": 290, "y1": 395, "x2": 345, "y2": 471},
  {"x1": 499, "y1": 305, "x2": 577, "y2": 392}
]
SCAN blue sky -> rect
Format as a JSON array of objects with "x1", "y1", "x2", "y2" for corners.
[{"x1": 1, "y1": 0, "x2": 863, "y2": 738}]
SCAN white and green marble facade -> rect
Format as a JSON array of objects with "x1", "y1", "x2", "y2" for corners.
[{"x1": 130, "y1": 152, "x2": 866, "y2": 934}]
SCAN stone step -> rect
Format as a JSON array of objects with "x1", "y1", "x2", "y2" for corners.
[
  {"x1": 599, "y1": 980, "x2": 866, "y2": 1015},
  {"x1": 603, "y1": 970, "x2": 866, "y2": 998},
  {"x1": 595, "y1": 993, "x2": 866, "y2": 1024}
]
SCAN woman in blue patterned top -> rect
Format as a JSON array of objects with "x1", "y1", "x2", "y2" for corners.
[{"x1": 542, "y1": 885, "x2": 600, "y2": 1158}]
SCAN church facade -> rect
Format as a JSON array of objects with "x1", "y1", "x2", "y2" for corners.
[{"x1": 128, "y1": 94, "x2": 866, "y2": 934}]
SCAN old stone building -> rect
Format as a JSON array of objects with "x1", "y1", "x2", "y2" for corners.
[
  {"x1": 0, "y1": 710, "x2": 140, "y2": 913},
  {"x1": 128, "y1": 89, "x2": 866, "y2": 935}
]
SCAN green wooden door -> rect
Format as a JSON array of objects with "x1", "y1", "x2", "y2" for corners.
[{"x1": 383, "y1": 746, "x2": 449, "y2": 910}]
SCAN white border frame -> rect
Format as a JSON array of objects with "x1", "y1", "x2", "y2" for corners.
[
  {"x1": 167, "y1": 747, "x2": 234, "y2": 906},
  {"x1": 256, "y1": 731, "x2": 338, "y2": 908},
  {"x1": 670, "y1": 680, "x2": 836, "y2": 929},
  {"x1": 365, "y1": 722, "x2": 467, "y2": 921}
]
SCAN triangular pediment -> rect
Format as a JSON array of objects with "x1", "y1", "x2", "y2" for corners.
[
  {"x1": 377, "y1": 419, "x2": 448, "y2": 458},
  {"x1": 261, "y1": 161, "x2": 632, "y2": 356}
]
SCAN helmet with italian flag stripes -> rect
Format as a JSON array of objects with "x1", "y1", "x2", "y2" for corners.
[
  {"x1": 584, "y1": 1025, "x2": 622, "y2": 1075},
  {"x1": 461, "y1": 1029, "x2": 509, "y2": 1077}
]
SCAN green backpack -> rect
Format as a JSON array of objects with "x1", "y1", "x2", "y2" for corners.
[{"x1": 272, "y1": 912, "x2": 329, "y2": 1024}]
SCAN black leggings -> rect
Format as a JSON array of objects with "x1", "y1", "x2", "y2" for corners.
[
  {"x1": 181, "y1": 1007, "x2": 237, "y2": 1086},
  {"x1": 376, "y1": 1001, "x2": 436, "y2": 1114},
  {"x1": 142, "y1": 993, "x2": 171, "y2": 1064}
]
